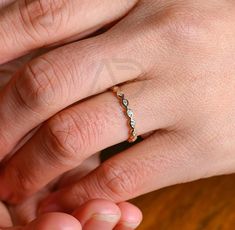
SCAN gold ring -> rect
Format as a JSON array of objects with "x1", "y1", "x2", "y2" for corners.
[{"x1": 112, "y1": 86, "x2": 138, "y2": 143}]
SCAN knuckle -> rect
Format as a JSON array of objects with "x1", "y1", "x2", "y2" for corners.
[
  {"x1": 44, "y1": 106, "x2": 107, "y2": 166},
  {"x1": 68, "y1": 184, "x2": 92, "y2": 206},
  {"x1": 157, "y1": 8, "x2": 211, "y2": 47},
  {"x1": 15, "y1": 58, "x2": 60, "y2": 112},
  {"x1": 44, "y1": 111, "x2": 85, "y2": 165},
  {"x1": 18, "y1": 0, "x2": 69, "y2": 40},
  {"x1": 98, "y1": 162, "x2": 138, "y2": 199}
]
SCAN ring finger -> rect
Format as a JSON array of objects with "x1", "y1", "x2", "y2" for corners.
[
  {"x1": 0, "y1": 32, "x2": 143, "y2": 160},
  {"x1": 0, "y1": 80, "x2": 179, "y2": 203}
]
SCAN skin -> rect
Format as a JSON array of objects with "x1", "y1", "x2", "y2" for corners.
[
  {"x1": 0, "y1": 4, "x2": 143, "y2": 229},
  {"x1": 0, "y1": 148, "x2": 142, "y2": 230},
  {"x1": 0, "y1": 207, "x2": 83, "y2": 230},
  {"x1": 0, "y1": 199, "x2": 142, "y2": 230},
  {"x1": 0, "y1": 0, "x2": 234, "y2": 226}
]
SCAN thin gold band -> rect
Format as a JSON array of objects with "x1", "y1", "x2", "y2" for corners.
[{"x1": 112, "y1": 86, "x2": 138, "y2": 143}]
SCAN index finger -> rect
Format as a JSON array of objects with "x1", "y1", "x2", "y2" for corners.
[{"x1": 0, "y1": 0, "x2": 138, "y2": 64}]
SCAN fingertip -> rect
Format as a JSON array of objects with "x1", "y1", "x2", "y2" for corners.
[
  {"x1": 73, "y1": 199, "x2": 121, "y2": 226},
  {"x1": 117, "y1": 202, "x2": 143, "y2": 229},
  {"x1": 26, "y1": 213, "x2": 82, "y2": 230}
]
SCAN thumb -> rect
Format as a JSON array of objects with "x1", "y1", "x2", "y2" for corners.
[{"x1": 3, "y1": 213, "x2": 82, "y2": 230}]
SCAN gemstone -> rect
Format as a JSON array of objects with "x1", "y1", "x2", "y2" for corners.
[
  {"x1": 122, "y1": 99, "x2": 129, "y2": 107},
  {"x1": 131, "y1": 129, "x2": 137, "y2": 137},
  {"x1": 127, "y1": 109, "x2": 134, "y2": 118},
  {"x1": 129, "y1": 130, "x2": 137, "y2": 142},
  {"x1": 130, "y1": 119, "x2": 136, "y2": 128}
]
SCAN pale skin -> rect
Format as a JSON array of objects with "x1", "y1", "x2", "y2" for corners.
[
  {"x1": 0, "y1": 0, "x2": 234, "y2": 228},
  {"x1": 0, "y1": 29, "x2": 142, "y2": 230}
]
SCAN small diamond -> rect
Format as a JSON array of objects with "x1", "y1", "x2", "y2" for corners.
[
  {"x1": 130, "y1": 119, "x2": 136, "y2": 128},
  {"x1": 129, "y1": 130, "x2": 138, "y2": 143},
  {"x1": 127, "y1": 109, "x2": 134, "y2": 118},
  {"x1": 131, "y1": 129, "x2": 137, "y2": 137},
  {"x1": 122, "y1": 99, "x2": 129, "y2": 107}
]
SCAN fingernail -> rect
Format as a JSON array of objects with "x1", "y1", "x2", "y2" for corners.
[
  {"x1": 92, "y1": 213, "x2": 120, "y2": 223},
  {"x1": 83, "y1": 213, "x2": 120, "y2": 229},
  {"x1": 121, "y1": 221, "x2": 141, "y2": 229}
]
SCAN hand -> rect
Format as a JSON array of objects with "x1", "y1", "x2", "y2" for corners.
[
  {"x1": 7, "y1": 165, "x2": 142, "y2": 230},
  {"x1": 0, "y1": 152, "x2": 142, "y2": 230},
  {"x1": 0, "y1": 0, "x2": 138, "y2": 202},
  {"x1": 0, "y1": 205, "x2": 82, "y2": 230},
  {"x1": 0, "y1": 0, "x2": 234, "y2": 219},
  {"x1": 0, "y1": 37, "x2": 142, "y2": 230},
  {"x1": 0, "y1": 195, "x2": 82, "y2": 230},
  {"x1": 6, "y1": 158, "x2": 142, "y2": 230},
  {"x1": 1, "y1": 198, "x2": 142, "y2": 230}
]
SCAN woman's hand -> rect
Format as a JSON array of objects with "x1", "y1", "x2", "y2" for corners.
[
  {"x1": 0, "y1": 209, "x2": 82, "y2": 230},
  {"x1": 0, "y1": 191, "x2": 82, "y2": 230},
  {"x1": 0, "y1": 36, "x2": 142, "y2": 230},
  {"x1": 3, "y1": 158, "x2": 142, "y2": 230},
  {"x1": 0, "y1": 0, "x2": 234, "y2": 220},
  {"x1": 0, "y1": 152, "x2": 142, "y2": 230},
  {"x1": 0, "y1": 198, "x2": 142, "y2": 230},
  {"x1": 0, "y1": 202, "x2": 83, "y2": 230}
]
